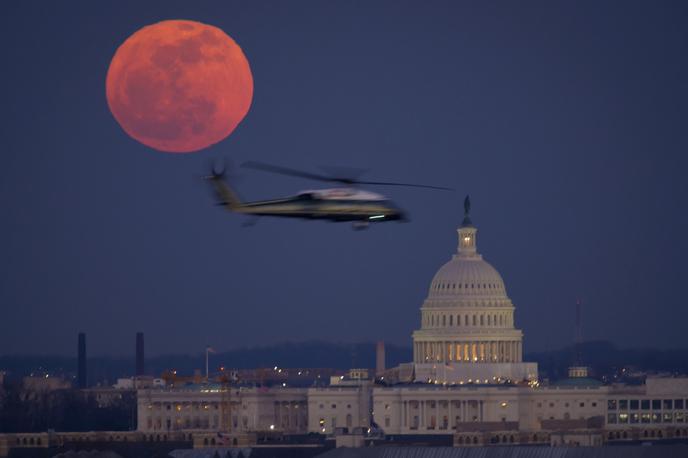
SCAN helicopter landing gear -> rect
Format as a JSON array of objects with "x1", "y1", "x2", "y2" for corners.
[{"x1": 352, "y1": 221, "x2": 370, "y2": 231}]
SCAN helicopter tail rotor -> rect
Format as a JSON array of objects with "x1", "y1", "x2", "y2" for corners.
[{"x1": 203, "y1": 158, "x2": 244, "y2": 210}]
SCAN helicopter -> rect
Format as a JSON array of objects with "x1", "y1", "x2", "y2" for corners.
[{"x1": 205, "y1": 161, "x2": 452, "y2": 229}]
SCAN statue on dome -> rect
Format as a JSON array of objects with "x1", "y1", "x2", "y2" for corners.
[{"x1": 462, "y1": 195, "x2": 472, "y2": 226}]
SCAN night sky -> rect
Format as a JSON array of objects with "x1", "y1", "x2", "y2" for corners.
[{"x1": 2, "y1": 1, "x2": 687, "y2": 357}]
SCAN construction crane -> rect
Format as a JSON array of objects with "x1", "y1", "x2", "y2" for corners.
[{"x1": 219, "y1": 373, "x2": 232, "y2": 432}]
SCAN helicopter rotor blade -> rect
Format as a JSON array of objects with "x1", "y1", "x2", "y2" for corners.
[
  {"x1": 242, "y1": 161, "x2": 337, "y2": 183},
  {"x1": 242, "y1": 160, "x2": 453, "y2": 190},
  {"x1": 353, "y1": 180, "x2": 454, "y2": 191}
]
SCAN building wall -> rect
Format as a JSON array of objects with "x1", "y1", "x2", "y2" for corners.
[
  {"x1": 529, "y1": 386, "x2": 607, "y2": 426},
  {"x1": 373, "y1": 385, "x2": 520, "y2": 435},
  {"x1": 137, "y1": 387, "x2": 307, "y2": 434},
  {"x1": 370, "y1": 384, "x2": 634, "y2": 435},
  {"x1": 135, "y1": 377, "x2": 688, "y2": 444},
  {"x1": 307, "y1": 384, "x2": 372, "y2": 433},
  {"x1": 371, "y1": 378, "x2": 688, "y2": 440},
  {"x1": 605, "y1": 380, "x2": 688, "y2": 435}
]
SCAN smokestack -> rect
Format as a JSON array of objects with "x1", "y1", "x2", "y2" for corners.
[
  {"x1": 376, "y1": 341, "x2": 386, "y2": 376},
  {"x1": 77, "y1": 332, "x2": 87, "y2": 389},
  {"x1": 136, "y1": 332, "x2": 145, "y2": 376},
  {"x1": 575, "y1": 299, "x2": 582, "y2": 365}
]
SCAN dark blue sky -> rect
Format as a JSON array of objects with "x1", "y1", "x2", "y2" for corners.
[{"x1": 1, "y1": 1, "x2": 687, "y2": 356}]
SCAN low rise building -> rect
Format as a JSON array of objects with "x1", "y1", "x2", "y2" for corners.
[{"x1": 137, "y1": 384, "x2": 308, "y2": 434}]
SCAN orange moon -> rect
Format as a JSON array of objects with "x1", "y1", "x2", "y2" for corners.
[{"x1": 106, "y1": 20, "x2": 253, "y2": 153}]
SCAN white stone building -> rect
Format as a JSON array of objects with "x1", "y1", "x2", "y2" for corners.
[{"x1": 137, "y1": 385, "x2": 307, "y2": 434}]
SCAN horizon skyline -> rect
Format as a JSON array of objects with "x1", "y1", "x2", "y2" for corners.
[{"x1": 3, "y1": 336, "x2": 687, "y2": 359}]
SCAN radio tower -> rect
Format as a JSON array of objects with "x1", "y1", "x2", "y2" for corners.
[{"x1": 568, "y1": 298, "x2": 588, "y2": 378}]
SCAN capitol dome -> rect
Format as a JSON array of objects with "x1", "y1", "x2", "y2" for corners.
[
  {"x1": 412, "y1": 196, "x2": 525, "y2": 367},
  {"x1": 427, "y1": 256, "x2": 507, "y2": 301}
]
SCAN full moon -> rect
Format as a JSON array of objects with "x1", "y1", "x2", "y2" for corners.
[{"x1": 106, "y1": 20, "x2": 253, "y2": 153}]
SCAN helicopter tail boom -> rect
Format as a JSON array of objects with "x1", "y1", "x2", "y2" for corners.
[{"x1": 205, "y1": 173, "x2": 243, "y2": 211}]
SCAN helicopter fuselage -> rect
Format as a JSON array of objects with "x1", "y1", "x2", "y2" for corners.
[
  {"x1": 230, "y1": 189, "x2": 405, "y2": 222},
  {"x1": 235, "y1": 194, "x2": 406, "y2": 222},
  {"x1": 208, "y1": 176, "x2": 406, "y2": 223}
]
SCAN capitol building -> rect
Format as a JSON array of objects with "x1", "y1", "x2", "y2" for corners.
[
  {"x1": 134, "y1": 199, "x2": 688, "y2": 448},
  {"x1": 409, "y1": 198, "x2": 536, "y2": 385}
]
